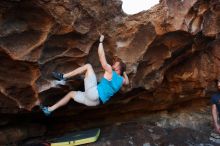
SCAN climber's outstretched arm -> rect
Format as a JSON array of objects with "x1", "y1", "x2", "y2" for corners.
[{"x1": 98, "y1": 35, "x2": 112, "y2": 75}]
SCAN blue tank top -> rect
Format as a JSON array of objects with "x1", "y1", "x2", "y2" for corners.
[{"x1": 97, "y1": 71, "x2": 123, "y2": 104}]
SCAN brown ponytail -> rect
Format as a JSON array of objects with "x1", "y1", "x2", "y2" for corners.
[{"x1": 113, "y1": 57, "x2": 126, "y2": 76}]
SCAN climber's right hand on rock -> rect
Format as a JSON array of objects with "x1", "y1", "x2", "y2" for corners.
[{"x1": 99, "y1": 34, "x2": 104, "y2": 43}]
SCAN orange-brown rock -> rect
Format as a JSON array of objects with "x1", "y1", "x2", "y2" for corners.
[{"x1": 0, "y1": 0, "x2": 220, "y2": 144}]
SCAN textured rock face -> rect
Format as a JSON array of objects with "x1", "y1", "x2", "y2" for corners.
[
  {"x1": 0, "y1": 0, "x2": 124, "y2": 113},
  {"x1": 0, "y1": 0, "x2": 220, "y2": 144},
  {"x1": 0, "y1": 0, "x2": 219, "y2": 112}
]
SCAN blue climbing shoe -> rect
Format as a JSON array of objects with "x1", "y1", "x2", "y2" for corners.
[
  {"x1": 39, "y1": 105, "x2": 51, "y2": 116},
  {"x1": 52, "y1": 71, "x2": 64, "y2": 81}
]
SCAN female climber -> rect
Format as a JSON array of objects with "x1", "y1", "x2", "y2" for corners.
[{"x1": 40, "y1": 34, "x2": 129, "y2": 115}]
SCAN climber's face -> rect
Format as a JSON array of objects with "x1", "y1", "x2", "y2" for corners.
[{"x1": 112, "y1": 61, "x2": 121, "y2": 75}]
